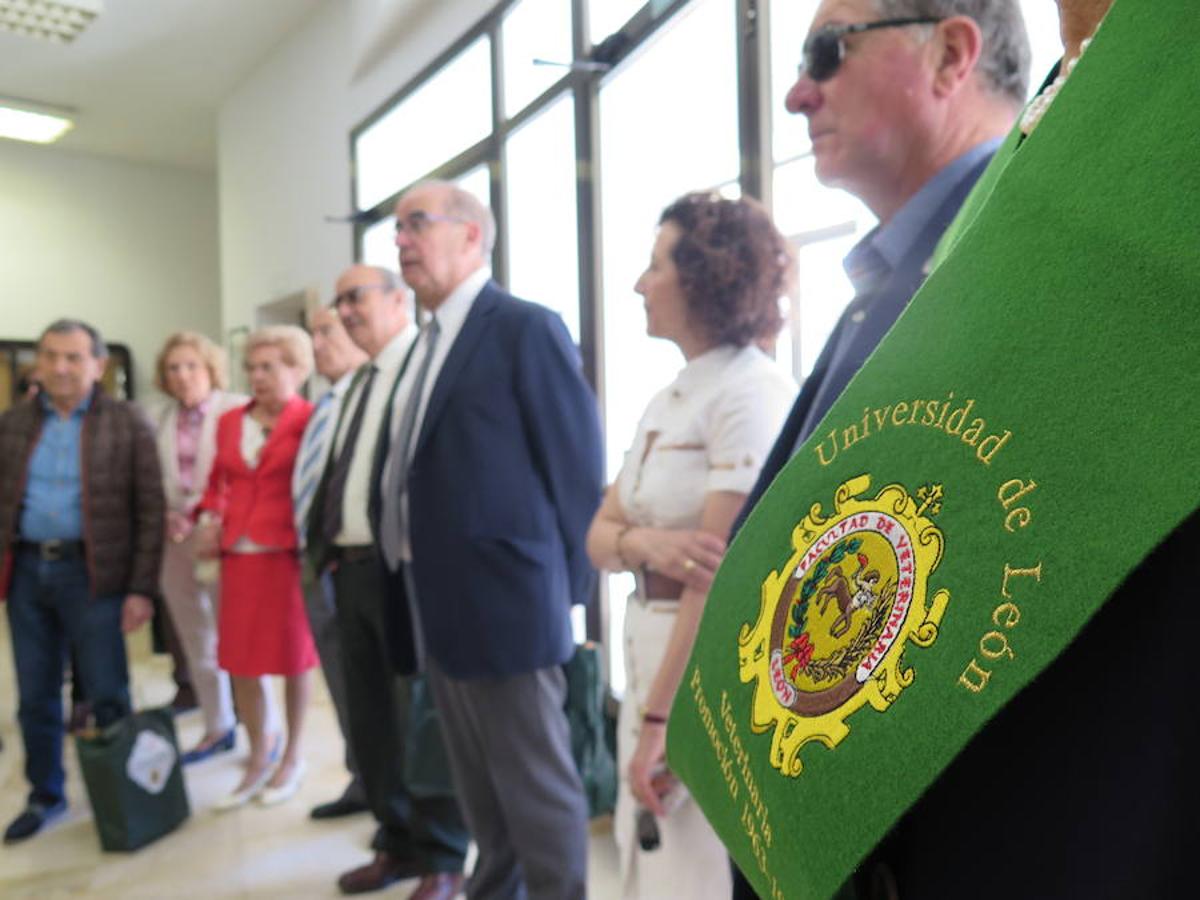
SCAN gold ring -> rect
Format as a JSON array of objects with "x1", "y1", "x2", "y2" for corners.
[{"x1": 683, "y1": 558, "x2": 696, "y2": 571}]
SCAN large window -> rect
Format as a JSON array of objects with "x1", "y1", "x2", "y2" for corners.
[
  {"x1": 501, "y1": 0, "x2": 573, "y2": 116},
  {"x1": 354, "y1": 36, "x2": 492, "y2": 211},
  {"x1": 506, "y1": 94, "x2": 581, "y2": 339}
]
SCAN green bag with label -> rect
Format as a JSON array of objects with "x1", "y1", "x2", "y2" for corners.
[
  {"x1": 75, "y1": 706, "x2": 191, "y2": 852},
  {"x1": 563, "y1": 641, "x2": 617, "y2": 818}
]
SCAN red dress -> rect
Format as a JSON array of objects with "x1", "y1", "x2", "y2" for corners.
[{"x1": 198, "y1": 396, "x2": 317, "y2": 677}]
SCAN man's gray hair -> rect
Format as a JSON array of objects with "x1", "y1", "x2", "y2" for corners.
[
  {"x1": 874, "y1": 0, "x2": 1030, "y2": 104},
  {"x1": 416, "y1": 179, "x2": 497, "y2": 257},
  {"x1": 40, "y1": 318, "x2": 108, "y2": 358},
  {"x1": 367, "y1": 266, "x2": 400, "y2": 291}
]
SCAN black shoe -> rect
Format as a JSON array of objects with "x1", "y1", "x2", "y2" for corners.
[
  {"x1": 4, "y1": 799, "x2": 67, "y2": 844},
  {"x1": 310, "y1": 792, "x2": 370, "y2": 820}
]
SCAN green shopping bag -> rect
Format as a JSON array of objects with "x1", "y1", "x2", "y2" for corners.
[
  {"x1": 563, "y1": 642, "x2": 617, "y2": 818},
  {"x1": 74, "y1": 706, "x2": 191, "y2": 851}
]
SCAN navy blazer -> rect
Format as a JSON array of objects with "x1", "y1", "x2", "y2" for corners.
[{"x1": 372, "y1": 281, "x2": 604, "y2": 679}]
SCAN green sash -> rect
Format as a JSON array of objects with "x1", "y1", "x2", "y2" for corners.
[{"x1": 667, "y1": 3, "x2": 1200, "y2": 898}]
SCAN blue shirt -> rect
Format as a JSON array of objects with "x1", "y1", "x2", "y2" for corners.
[
  {"x1": 19, "y1": 392, "x2": 91, "y2": 541},
  {"x1": 792, "y1": 138, "x2": 1002, "y2": 453}
]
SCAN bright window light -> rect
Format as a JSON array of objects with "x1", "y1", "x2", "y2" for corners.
[{"x1": 0, "y1": 104, "x2": 73, "y2": 143}]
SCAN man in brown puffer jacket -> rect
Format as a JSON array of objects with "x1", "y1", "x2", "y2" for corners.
[{"x1": 0, "y1": 319, "x2": 164, "y2": 844}]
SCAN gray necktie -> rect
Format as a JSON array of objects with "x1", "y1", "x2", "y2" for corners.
[{"x1": 381, "y1": 317, "x2": 441, "y2": 569}]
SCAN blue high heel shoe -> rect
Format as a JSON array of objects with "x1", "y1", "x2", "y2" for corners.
[{"x1": 180, "y1": 728, "x2": 237, "y2": 765}]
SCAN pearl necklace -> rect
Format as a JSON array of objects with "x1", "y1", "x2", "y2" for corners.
[{"x1": 1019, "y1": 36, "x2": 1094, "y2": 136}]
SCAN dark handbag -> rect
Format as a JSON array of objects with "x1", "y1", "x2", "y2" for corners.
[
  {"x1": 404, "y1": 675, "x2": 457, "y2": 797},
  {"x1": 74, "y1": 707, "x2": 191, "y2": 851},
  {"x1": 563, "y1": 641, "x2": 617, "y2": 818}
]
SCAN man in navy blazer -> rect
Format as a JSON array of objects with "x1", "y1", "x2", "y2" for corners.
[{"x1": 375, "y1": 180, "x2": 604, "y2": 900}]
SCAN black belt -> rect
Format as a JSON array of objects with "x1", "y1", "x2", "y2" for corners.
[
  {"x1": 329, "y1": 544, "x2": 377, "y2": 564},
  {"x1": 16, "y1": 539, "x2": 86, "y2": 562}
]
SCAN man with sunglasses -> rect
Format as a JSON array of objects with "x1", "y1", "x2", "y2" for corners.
[
  {"x1": 731, "y1": 1, "x2": 1029, "y2": 896},
  {"x1": 306, "y1": 265, "x2": 468, "y2": 898}
]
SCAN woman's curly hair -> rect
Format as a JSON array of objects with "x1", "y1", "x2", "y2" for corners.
[{"x1": 660, "y1": 192, "x2": 792, "y2": 347}]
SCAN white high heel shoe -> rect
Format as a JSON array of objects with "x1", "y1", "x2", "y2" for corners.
[
  {"x1": 214, "y1": 737, "x2": 283, "y2": 812},
  {"x1": 214, "y1": 762, "x2": 277, "y2": 811},
  {"x1": 257, "y1": 760, "x2": 307, "y2": 806}
]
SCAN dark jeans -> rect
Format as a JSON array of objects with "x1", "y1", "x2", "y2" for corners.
[
  {"x1": 334, "y1": 556, "x2": 467, "y2": 872},
  {"x1": 6, "y1": 550, "x2": 130, "y2": 805}
]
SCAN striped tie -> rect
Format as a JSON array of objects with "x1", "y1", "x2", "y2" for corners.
[{"x1": 292, "y1": 390, "x2": 338, "y2": 542}]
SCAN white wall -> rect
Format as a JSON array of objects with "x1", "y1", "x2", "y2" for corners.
[
  {"x1": 0, "y1": 140, "x2": 219, "y2": 401},
  {"x1": 218, "y1": 0, "x2": 494, "y2": 329}
]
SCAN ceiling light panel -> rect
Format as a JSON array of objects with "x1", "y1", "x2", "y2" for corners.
[
  {"x1": 0, "y1": 104, "x2": 73, "y2": 143},
  {"x1": 0, "y1": 0, "x2": 102, "y2": 45}
]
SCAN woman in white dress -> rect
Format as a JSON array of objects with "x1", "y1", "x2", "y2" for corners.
[{"x1": 587, "y1": 192, "x2": 797, "y2": 900}]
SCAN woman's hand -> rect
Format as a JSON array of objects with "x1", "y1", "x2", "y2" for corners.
[
  {"x1": 167, "y1": 511, "x2": 193, "y2": 544},
  {"x1": 628, "y1": 720, "x2": 670, "y2": 816},
  {"x1": 192, "y1": 517, "x2": 221, "y2": 560},
  {"x1": 631, "y1": 528, "x2": 727, "y2": 591}
]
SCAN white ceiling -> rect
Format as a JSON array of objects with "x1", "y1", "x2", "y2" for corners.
[{"x1": 0, "y1": 0, "x2": 330, "y2": 170}]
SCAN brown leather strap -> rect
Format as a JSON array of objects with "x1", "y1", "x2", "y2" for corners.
[{"x1": 641, "y1": 569, "x2": 684, "y2": 601}]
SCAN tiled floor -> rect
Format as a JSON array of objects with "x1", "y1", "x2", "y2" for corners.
[{"x1": 0, "y1": 617, "x2": 621, "y2": 898}]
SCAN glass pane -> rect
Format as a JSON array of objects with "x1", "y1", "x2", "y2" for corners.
[
  {"x1": 502, "y1": 0, "x2": 572, "y2": 117},
  {"x1": 505, "y1": 95, "x2": 580, "y2": 340},
  {"x1": 454, "y1": 163, "x2": 491, "y2": 208},
  {"x1": 355, "y1": 36, "x2": 492, "y2": 210},
  {"x1": 769, "y1": 0, "x2": 819, "y2": 164},
  {"x1": 772, "y1": 156, "x2": 874, "y2": 380},
  {"x1": 361, "y1": 216, "x2": 398, "y2": 271},
  {"x1": 597, "y1": 0, "x2": 740, "y2": 693},
  {"x1": 590, "y1": 0, "x2": 643, "y2": 42},
  {"x1": 1021, "y1": 0, "x2": 1064, "y2": 92}
]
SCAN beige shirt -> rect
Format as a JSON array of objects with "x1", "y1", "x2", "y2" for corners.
[{"x1": 616, "y1": 345, "x2": 796, "y2": 530}]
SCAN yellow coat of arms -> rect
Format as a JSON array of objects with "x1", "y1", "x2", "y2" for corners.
[{"x1": 740, "y1": 475, "x2": 950, "y2": 776}]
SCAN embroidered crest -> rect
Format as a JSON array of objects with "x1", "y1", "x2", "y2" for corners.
[{"x1": 739, "y1": 474, "x2": 950, "y2": 776}]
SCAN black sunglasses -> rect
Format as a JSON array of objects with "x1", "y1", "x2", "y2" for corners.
[{"x1": 801, "y1": 16, "x2": 943, "y2": 82}]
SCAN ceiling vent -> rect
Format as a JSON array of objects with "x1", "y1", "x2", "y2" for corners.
[{"x1": 0, "y1": 0, "x2": 102, "y2": 45}]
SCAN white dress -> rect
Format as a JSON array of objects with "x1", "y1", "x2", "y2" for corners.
[{"x1": 613, "y1": 344, "x2": 795, "y2": 900}]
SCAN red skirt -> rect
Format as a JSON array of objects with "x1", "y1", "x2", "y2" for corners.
[{"x1": 217, "y1": 551, "x2": 318, "y2": 677}]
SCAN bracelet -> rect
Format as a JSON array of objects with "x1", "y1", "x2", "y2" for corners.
[
  {"x1": 615, "y1": 524, "x2": 635, "y2": 570},
  {"x1": 642, "y1": 712, "x2": 668, "y2": 726}
]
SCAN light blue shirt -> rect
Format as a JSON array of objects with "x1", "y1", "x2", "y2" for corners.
[
  {"x1": 19, "y1": 392, "x2": 91, "y2": 541},
  {"x1": 842, "y1": 137, "x2": 1003, "y2": 295},
  {"x1": 792, "y1": 138, "x2": 1003, "y2": 455}
]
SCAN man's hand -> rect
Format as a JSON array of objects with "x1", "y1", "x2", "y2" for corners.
[{"x1": 121, "y1": 593, "x2": 154, "y2": 633}]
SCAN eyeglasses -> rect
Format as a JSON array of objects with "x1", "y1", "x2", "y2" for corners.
[
  {"x1": 393, "y1": 211, "x2": 467, "y2": 238},
  {"x1": 800, "y1": 16, "x2": 942, "y2": 82},
  {"x1": 332, "y1": 283, "x2": 390, "y2": 308}
]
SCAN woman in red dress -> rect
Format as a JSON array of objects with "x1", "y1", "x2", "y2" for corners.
[{"x1": 195, "y1": 325, "x2": 318, "y2": 809}]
